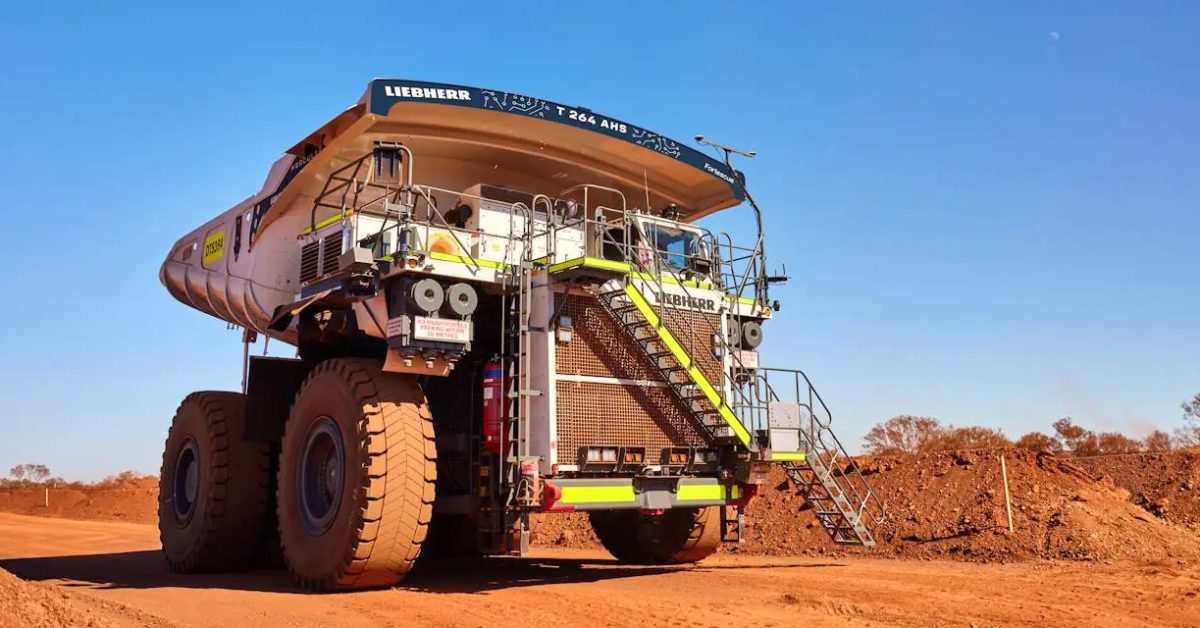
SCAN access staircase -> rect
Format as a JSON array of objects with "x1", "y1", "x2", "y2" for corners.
[
  {"x1": 586, "y1": 224, "x2": 884, "y2": 546},
  {"x1": 596, "y1": 279, "x2": 751, "y2": 446}
]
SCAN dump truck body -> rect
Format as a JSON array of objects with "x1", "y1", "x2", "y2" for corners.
[{"x1": 157, "y1": 79, "x2": 883, "y2": 588}]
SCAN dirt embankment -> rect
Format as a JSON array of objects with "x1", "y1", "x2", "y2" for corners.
[
  {"x1": 535, "y1": 448, "x2": 1200, "y2": 563},
  {"x1": 0, "y1": 478, "x2": 156, "y2": 525},
  {"x1": 1074, "y1": 449, "x2": 1200, "y2": 530},
  {"x1": 0, "y1": 566, "x2": 111, "y2": 628}
]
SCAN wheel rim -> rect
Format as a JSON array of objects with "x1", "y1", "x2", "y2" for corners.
[
  {"x1": 172, "y1": 439, "x2": 199, "y2": 523},
  {"x1": 298, "y1": 417, "x2": 344, "y2": 535}
]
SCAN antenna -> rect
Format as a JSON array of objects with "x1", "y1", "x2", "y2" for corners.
[
  {"x1": 642, "y1": 168, "x2": 652, "y2": 214},
  {"x1": 695, "y1": 135, "x2": 757, "y2": 159}
]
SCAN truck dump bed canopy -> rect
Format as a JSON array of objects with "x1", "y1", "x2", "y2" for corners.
[{"x1": 254, "y1": 79, "x2": 744, "y2": 242}]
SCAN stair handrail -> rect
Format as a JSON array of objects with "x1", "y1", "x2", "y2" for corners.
[
  {"x1": 752, "y1": 367, "x2": 887, "y2": 525},
  {"x1": 618, "y1": 215, "x2": 762, "y2": 431}
]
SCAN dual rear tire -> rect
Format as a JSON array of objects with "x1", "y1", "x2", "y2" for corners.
[
  {"x1": 158, "y1": 359, "x2": 436, "y2": 591},
  {"x1": 589, "y1": 507, "x2": 722, "y2": 565},
  {"x1": 158, "y1": 392, "x2": 271, "y2": 573}
]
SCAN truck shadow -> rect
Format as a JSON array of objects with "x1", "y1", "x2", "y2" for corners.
[{"x1": 0, "y1": 552, "x2": 841, "y2": 595}]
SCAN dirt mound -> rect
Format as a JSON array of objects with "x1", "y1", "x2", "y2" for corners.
[
  {"x1": 0, "y1": 477, "x2": 157, "y2": 525},
  {"x1": 1074, "y1": 449, "x2": 1200, "y2": 529},
  {"x1": 534, "y1": 449, "x2": 1200, "y2": 562},
  {"x1": 0, "y1": 567, "x2": 112, "y2": 628}
]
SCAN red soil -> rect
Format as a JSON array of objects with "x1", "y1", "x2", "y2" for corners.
[
  {"x1": 3, "y1": 450, "x2": 1198, "y2": 564},
  {"x1": 1074, "y1": 448, "x2": 1200, "y2": 530},
  {"x1": 534, "y1": 448, "x2": 1200, "y2": 563},
  {"x1": 0, "y1": 566, "x2": 111, "y2": 628},
  {"x1": 0, "y1": 477, "x2": 157, "y2": 525}
]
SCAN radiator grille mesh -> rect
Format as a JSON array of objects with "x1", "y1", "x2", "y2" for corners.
[
  {"x1": 320, "y1": 235, "x2": 342, "y2": 276},
  {"x1": 553, "y1": 293, "x2": 717, "y2": 463},
  {"x1": 555, "y1": 294, "x2": 725, "y2": 388},
  {"x1": 556, "y1": 381, "x2": 706, "y2": 464},
  {"x1": 300, "y1": 241, "x2": 320, "y2": 284}
]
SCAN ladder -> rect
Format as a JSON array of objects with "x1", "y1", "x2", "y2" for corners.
[{"x1": 494, "y1": 209, "x2": 541, "y2": 555}]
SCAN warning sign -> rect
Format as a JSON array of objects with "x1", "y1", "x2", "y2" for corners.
[{"x1": 412, "y1": 317, "x2": 471, "y2": 343}]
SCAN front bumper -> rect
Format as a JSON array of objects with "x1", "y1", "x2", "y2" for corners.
[{"x1": 542, "y1": 476, "x2": 755, "y2": 512}]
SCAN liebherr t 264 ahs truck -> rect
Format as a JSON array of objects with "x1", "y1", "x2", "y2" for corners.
[{"x1": 158, "y1": 79, "x2": 884, "y2": 590}]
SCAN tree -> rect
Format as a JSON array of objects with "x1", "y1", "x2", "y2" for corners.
[
  {"x1": 1096, "y1": 432, "x2": 1143, "y2": 455},
  {"x1": 862, "y1": 416, "x2": 944, "y2": 455},
  {"x1": 1143, "y1": 430, "x2": 1172, "y2": 452},
  {"x1": 1016, "y1": 431, "x2": 1061, "y2": 452},
  {"x1": 1178, "y1": 393, "x2": 1200, "y2": 446},
  {"x1": 8, "y1": 463, "x2": 51, "y2": 485},
  {"x1": 923, "y1": 426, "x2": 1012, "y2": 452},
  {"x1": 1052, "y1": 417, "x2": 1101, "y2": 457}
]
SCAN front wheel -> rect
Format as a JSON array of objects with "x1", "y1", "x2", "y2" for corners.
[
  {"x1": 158, "y1": 392, "x2": 271, "y2": 572},
  {"x1": 589, "y1": 507, "x2": 721, "y2": 565},
  {"x1": 277, "y1": 359, "x2": 437, "y2": 591}
]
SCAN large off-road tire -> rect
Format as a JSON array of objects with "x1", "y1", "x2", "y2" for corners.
[
  {"x1": 589, "y1": 507, "x2": 721, "y2": 565},
  {"x1": 158, "y1": 392, "x2": 271, "y2": 573},
  {"x1": 277, "y1": 358, "x2": 436, "y2": 591}
]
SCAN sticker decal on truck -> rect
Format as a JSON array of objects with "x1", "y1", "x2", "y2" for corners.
[{"x1": 203, "y1": 229, "x2": 225, "y2": 267}]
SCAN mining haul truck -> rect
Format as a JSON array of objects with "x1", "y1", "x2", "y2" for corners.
[{"x1": 158, "y1": 79, "x2": 884, "y2": 591}]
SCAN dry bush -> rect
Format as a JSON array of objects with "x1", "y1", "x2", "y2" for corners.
[
  {"x1": 1178, "y1": 393, "x2": 1200, "y2": 446},
  {"x1": 95, "y1": 470, "x2": 152, "y2": 489},
  {"x1": 1015, "y1": 431, "x2": 1061, "y2": 452},
  {"x1": 862, "y1": 416, "x2": 944, "y2": 454},
  {"x1": 1143, "y1": 430, "x2": 1173, "y2": 452},
  {"x1": 862, "y1": 417, "x2": 1013, "y2": 454},
  {"x1": 1096, "y1": 432, "x2": 1143, "y2": 454},
  {"x1": 1052, "y1": 418, "x2": 1103, "y2": 456},
  {"x1": 922, "y1": 426, "x2": 1012, "y2": 452}
]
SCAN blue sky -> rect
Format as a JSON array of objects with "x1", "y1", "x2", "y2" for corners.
[{"x1": 0, "y1": 2, "x2": 1196, "y2": 480}]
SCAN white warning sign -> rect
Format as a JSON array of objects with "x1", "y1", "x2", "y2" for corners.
[{"x1": 412, "y1": 316, "x2": 471, "y2": 343}]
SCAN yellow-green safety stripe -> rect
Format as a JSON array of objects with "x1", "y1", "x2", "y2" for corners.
[
  {"x1": 623, "y1": 284, "x2": 752, "y2": 446},
  {"x1": 676, "y1": 484, "x2": 742, "y2": 501},
  {"x1": 559, "y1": 484, "x2": 637, "y2": 505},
  {"x1": 428, "y1": 251, "x2": 506, "y2": 269},
  {"x1": 300, "y1": 210, "x2": 353, "y2": 235}
]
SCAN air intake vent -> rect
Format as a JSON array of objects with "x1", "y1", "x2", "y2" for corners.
[
  {"x1": 321, "y1": 234, "x2": 342, "y2": 276},
  {"x1": 300, "y1": 241, "x2": 320, "y2": 284}
]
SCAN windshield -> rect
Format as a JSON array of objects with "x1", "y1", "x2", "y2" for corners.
[{"x1": 642, "y1": 222, "x2": 702, "y2": 271}]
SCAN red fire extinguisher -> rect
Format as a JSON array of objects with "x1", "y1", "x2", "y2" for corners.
[{"x1": 482, "y1": 360, "x2": 504, "y2": 454}]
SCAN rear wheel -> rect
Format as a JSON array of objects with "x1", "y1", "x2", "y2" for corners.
[
  {"x1": 589, "y1": 507, "x2": 721, "y2": 565},
  {"x1": 158, "y1": 392, "x2": 271, "y2": 572},
  {"x1": 277, "y1": 358, "x2": 436, "y2": 591}
]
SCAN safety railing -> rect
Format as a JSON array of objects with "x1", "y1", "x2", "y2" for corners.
[{"x1": 737, "y1": 367, "x2": 887, "y2": 527}]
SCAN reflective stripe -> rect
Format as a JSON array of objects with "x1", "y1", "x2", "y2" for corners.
[
  {"x1": 428, "y1": 251, "x2": 506, "y2": 269},
  {"x1": 559, "y1": 485, "x2": 637, "y2": 504},
  {"x1": 630, "y1": 271, "x2": 713, "y2": 289},
  {"x1": 548, "y1": 256, "x2": 630, "y2": 274},
  {"x1": 623, "y1": 284, "x2": 752, "y2": 446},
  {"x1": 300, "y1": 210, "x2": 353, "y2": 235},
  {"x1": 548, "y1": 257, "x2": 714, "y2": 288},
  {"x1": 676, "y1": 483, "x2": 741, "y2": 502},
  {"x1": 771, "y1": 452, "x2": 807, "y2": 462}
]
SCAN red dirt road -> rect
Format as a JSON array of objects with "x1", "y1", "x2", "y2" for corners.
[{"x1": 0, "y1": 514, "x2": 1196, "y2": 627}]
